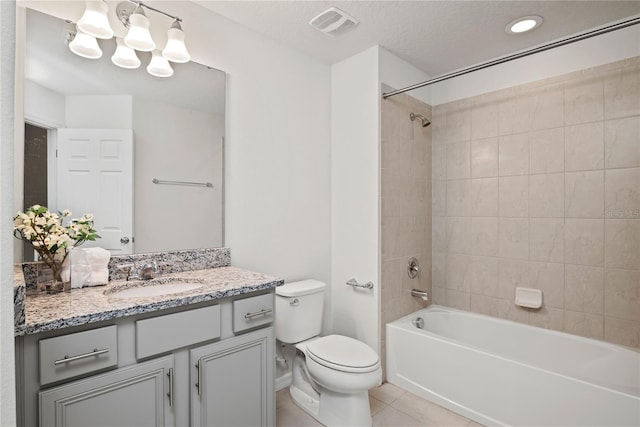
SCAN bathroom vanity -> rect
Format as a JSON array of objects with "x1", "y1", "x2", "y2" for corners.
[{"x1": 14, "y1": 250, "x2": 282, "y2": 427}]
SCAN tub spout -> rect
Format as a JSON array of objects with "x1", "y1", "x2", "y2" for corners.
[{"x1": 411, "y1": 289, "x2": 429, "y2": 301}]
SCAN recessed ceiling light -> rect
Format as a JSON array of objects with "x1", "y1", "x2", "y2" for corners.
[{"x1": 505, "y1": 15, "x2": 543, "y2": 34}]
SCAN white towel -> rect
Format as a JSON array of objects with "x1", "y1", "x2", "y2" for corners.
[{"x1": 70, "y1": 247, "x2": 111, "y2": 288}]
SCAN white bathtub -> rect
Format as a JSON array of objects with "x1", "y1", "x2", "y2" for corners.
[{"x1": 386, "y1": 305, "x2": 640, "y2": 426}]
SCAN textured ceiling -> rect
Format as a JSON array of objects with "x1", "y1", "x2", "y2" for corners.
[{"x1": 196, "y1": 0, "x2": 640, "y2": 76}]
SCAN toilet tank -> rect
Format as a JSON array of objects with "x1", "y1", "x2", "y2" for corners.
[{"x1": 275, "y1": 280, "x2": 326, "y2": 344}]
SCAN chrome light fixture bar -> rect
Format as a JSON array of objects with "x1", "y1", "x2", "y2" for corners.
[{"x1": 67, "y1": 0, "x2": 190, "y2": 78}]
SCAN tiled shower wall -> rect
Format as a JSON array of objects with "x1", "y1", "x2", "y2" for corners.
[
  {"x1": 431, "y1": 57, "x2": 640, "y2": 348},
  {"x1": 380, "y1": 89, "x2": 432, "y2": 374}
]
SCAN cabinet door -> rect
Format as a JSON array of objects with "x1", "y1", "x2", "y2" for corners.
[
  {"x1": 39, "y1": 355, "x2": 175, "y2": 427},
  {"x1": 191, "y1": 327, "x2": 274, "y2": 427}
]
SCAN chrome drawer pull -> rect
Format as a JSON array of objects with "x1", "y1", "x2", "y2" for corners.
[
  {"x1": 244, "y1": 308, "x2": 273, "y2": 319},
  {"x1": 54, "y1": 348, "x2": 109, "y2": 365}
]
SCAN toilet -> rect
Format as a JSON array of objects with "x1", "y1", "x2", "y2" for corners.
[{"x1": 275, "y1": 280, "x2": 382, "y2": 427}]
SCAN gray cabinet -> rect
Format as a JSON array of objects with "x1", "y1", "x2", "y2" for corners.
[
  {"x1": 39, "y1": 355, "x2": 175, "y2": 427},
  {"x1": 190, "y1": 327, "x2": 274, "y2": 427}
]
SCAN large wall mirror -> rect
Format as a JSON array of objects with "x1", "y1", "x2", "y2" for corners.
[{"x1": 17, "y1": 6, "x2": 225, "y2": 261}]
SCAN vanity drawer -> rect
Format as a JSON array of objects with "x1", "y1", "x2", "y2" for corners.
[
  {"x1": 136, "y1": 305, "x2": 221, "y2": 359},
  {"x1": 233, "y1": 293, "x2": 274, "y2": 333},
  {"x1": 39, "y1": 325, "x2": 118, "y2": 386}
]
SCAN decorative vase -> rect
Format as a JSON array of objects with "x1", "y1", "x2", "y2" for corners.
[{"x1": 36, "y1": 260, "x2": 71, "y2": 294}]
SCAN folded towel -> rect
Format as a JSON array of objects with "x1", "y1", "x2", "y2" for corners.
[{"x1": 70, "y1": 247, "x2": 111, "y2": 288}]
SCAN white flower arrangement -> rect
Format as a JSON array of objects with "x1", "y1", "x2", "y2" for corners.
[{"x1": 14, "y1": 205, "x2": 100, "y2": 289}]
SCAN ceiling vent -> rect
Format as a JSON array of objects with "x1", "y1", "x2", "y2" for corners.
[{"x1": 309, "y1": 7, "x2": 358, "y2": 36}]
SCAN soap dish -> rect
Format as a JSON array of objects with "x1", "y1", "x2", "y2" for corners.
[{"x1": 515, "y1": 287, "x2": 543, "y2": 309}]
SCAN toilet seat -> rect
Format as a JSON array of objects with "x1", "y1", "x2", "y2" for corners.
[{"x1": 305, "y1": 335, "x2": 380, "y2": 373}]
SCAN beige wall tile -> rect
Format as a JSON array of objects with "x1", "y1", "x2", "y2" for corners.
[
  {"x1": 565, "y1": 171, "x2": 604, "y2": 218},
  {"x1": 531, "y1": 84, "x2": 565, "y2": 131},
  {"x1": 446, "y1": 141, "x2": 471, "y2": 179},
  {"x1": 471, "y1": 217, "x2": 498, "y2": 256},
  {"x1": 564, "y1": 219, "x2": 604, "y2": 266},
  {"x1": 565, "y1": 122, "x2": 604, "y2": 172},
  {"x1": 604, "y1": 219, "x2": 640, "y2": 270},
  {"x1": 499, "y1": 176, "x2": 529, "y2": 217},
  {"x1": 471, "y1": 137, "x2": 498, "y2": 178},
  {"x1": 529, "y1": 262, "x2": 565, "y2": 309},
  {"x1": 604, "y1": 268, "x2": 640, "y2": 321},
  {"x1": 564, "y1": 311, "x2": 604, "y2": 340},
  {"x1": 604, "y1": 66, "x2": 640, "y2": 119},
  {"x1": 498, "y1": 258, "x2": 529, "y2": 299},
  {"x1": 445, "y1": 289, "x2": 471, "y2": 310},
  {"x1": 499, "y1": 133, "x2": 530, "y2": 176},
  {"x1": 446, "y1": 253, "x2": 472, "y2": 292},
  {"x1": 529, "y1": 173, "x2": 564, "y2": 218},
  {"x1": 529, "y1": 218, "x2": 564, "y2": 263},
  {"x1": 432, "y1": 179, "x2": 446, "y2": 217},
  {"x1": 530, "y1": 128, "x2": 564, "y2": 174},
  {"x1": 604, "y1": 316, "x2": 640, "y2": 347},
  {"x1": 470, "y1": 293, "x2": 501, "y2": 317},
  {"x1": 432, "y1": 252, "x2": 446, "y2": 288},
  {"x1": 604, "y1": 117, "x2": 640, "y2": 169},
  {"x1": 499, "y1": 94, "x2": 534, "y2": 135},
  {"x1": 564, "y1": 76, "x2": 604, "y2": 125},
  {"x1": 471, "y1": 177, "x2": 498, "y2": 217},
  {"x1": 432, "y1": 141, "x2": 447, "y2": 180},
  {"x1": 446, "y1": 179, "x2": 471, "y2": 217},
  {"x1": 432, "y1": 217, "x2": 446, "y2": 252},
  {"x1": 446, "y1": 106, "x2": 472, "y2": 143},
  {"x1": 529, "y1": 306, "x2": 564, "y2": 331},
  {"x1": 471, "y1": 256, "x2": 499, "y2": 297},
  {"x1": 498, "y1": 299, "x2": 530, "y2": 323},
  {"x1": 499, "y1": 218, "x2": 529, "y2": 260},
  {"x1": 446, "y1": 217, "x2": 471, "y2": 254},
  {"x1": 564, "y1": 264, "x2": 604, "y2": 314},
  {"x1": 471, "y1": 101, "x2": 499, "y2": 139},
  {"x1": 605, "y1": 168, "x2": 640, "y2": 219}
]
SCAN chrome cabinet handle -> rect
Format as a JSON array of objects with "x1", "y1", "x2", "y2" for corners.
[
  {"x1": 120, "y1": 237, "x2": 130, "y2": 244},
  {"x1": 244, "y1": 308, "x2": 273, "y2": 319},
  {"x1": 167, "y1": 368, "x2": 174, "y2": 407},
  {"x1": 54, "y1": 348, "x2": 109, "y2": 365}
]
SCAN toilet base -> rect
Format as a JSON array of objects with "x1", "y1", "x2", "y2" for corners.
[{"x1": 290, "y1": 384, "x2": 373, "y2": 427}]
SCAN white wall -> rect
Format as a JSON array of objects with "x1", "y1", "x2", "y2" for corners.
[
  {"x1": 431, "y1": 24, "x2": 640, "y2": 105},
  {"x1": 65, "y1": 95, "x2": 132, "y2": 128},
  {"x1": 331, "y1": 46, "x2": 380, "y2": 350},
  {"x1": 24, "y1": 80, "x2": 64, "y2": 128},
  {"x1": 379, "y1": 47, "x2": 431, "y2": 105},
  {"x1": 0, "y1": 1, "x2": 16, "y2": 425}
]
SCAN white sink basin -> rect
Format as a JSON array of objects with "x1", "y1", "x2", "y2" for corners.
[{"x1": 105, "y1": 278, "x2": 205, "y2": 299}]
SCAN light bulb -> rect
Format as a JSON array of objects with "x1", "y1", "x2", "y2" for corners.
[
  {"x1": 69, "y1": 29, "x2": 102, "y2": 59},
  {"x1": 124, "y1": 7, "x2": 155, "y2": 52},
  {"x1": 111, "y1": 37, "x2": 141, "y2": 69},
  {"x1": 77, "y1": 0, "x2": 114, "y2": 39},
  {"x1": 162, "y1": 21, "x2": 190, "y2": 63},
  {"x1": 147, "y1": 49, "x2": 173, "y2": 77}
]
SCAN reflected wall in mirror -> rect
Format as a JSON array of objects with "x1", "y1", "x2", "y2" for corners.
[{"x1": 19, "y1": 7, "x2": 225, "y2": 261}]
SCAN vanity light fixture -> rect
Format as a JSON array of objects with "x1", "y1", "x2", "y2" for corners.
[
  {"x1": 111, "y1": 37, "x2": 141, "y2": 69},
  {"x1": 147, "y1": 49, "x2": 174, "y2": 77},
  {"x1": 67, "y1": 1, "x2": 190, "y2": 78},
  {"x1": 68, "y1": 28, "x2": 103, "y2": 59},
  {"x1": 505, "y1": 15, "x2": 543, "y2": 34},
  {"x1": 77, "y1": 0, "x2": 114, "y2": 39}
]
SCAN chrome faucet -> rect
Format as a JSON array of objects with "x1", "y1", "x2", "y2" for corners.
[
  {"x1": 139, "y1": 262, "x2": 158, "y2": 280},
  {"x1": 124, "y1": 261, "x2": 158, "y2": 281}
]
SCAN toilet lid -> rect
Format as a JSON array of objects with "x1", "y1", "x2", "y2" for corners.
[{"x1": 306, "y1": 335, "x2": 380, "y2": 373}]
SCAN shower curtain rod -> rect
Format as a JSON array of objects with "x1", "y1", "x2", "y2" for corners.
[{"x1": 382, "y1": 15, "x2": 640, "y2": 99}]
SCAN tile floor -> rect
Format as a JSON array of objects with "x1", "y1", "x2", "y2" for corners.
[{"x1": 276, "y1": 382, "x2": 483, "y2": 427}]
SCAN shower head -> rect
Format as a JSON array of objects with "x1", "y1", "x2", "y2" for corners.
[{"x1": 410, "y1": 112, "x2": 431, "y2": 127}]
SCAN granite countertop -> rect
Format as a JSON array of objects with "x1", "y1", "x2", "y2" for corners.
[{"x1": 16, "y1": 266, "x2": 283, "y2": 336}]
